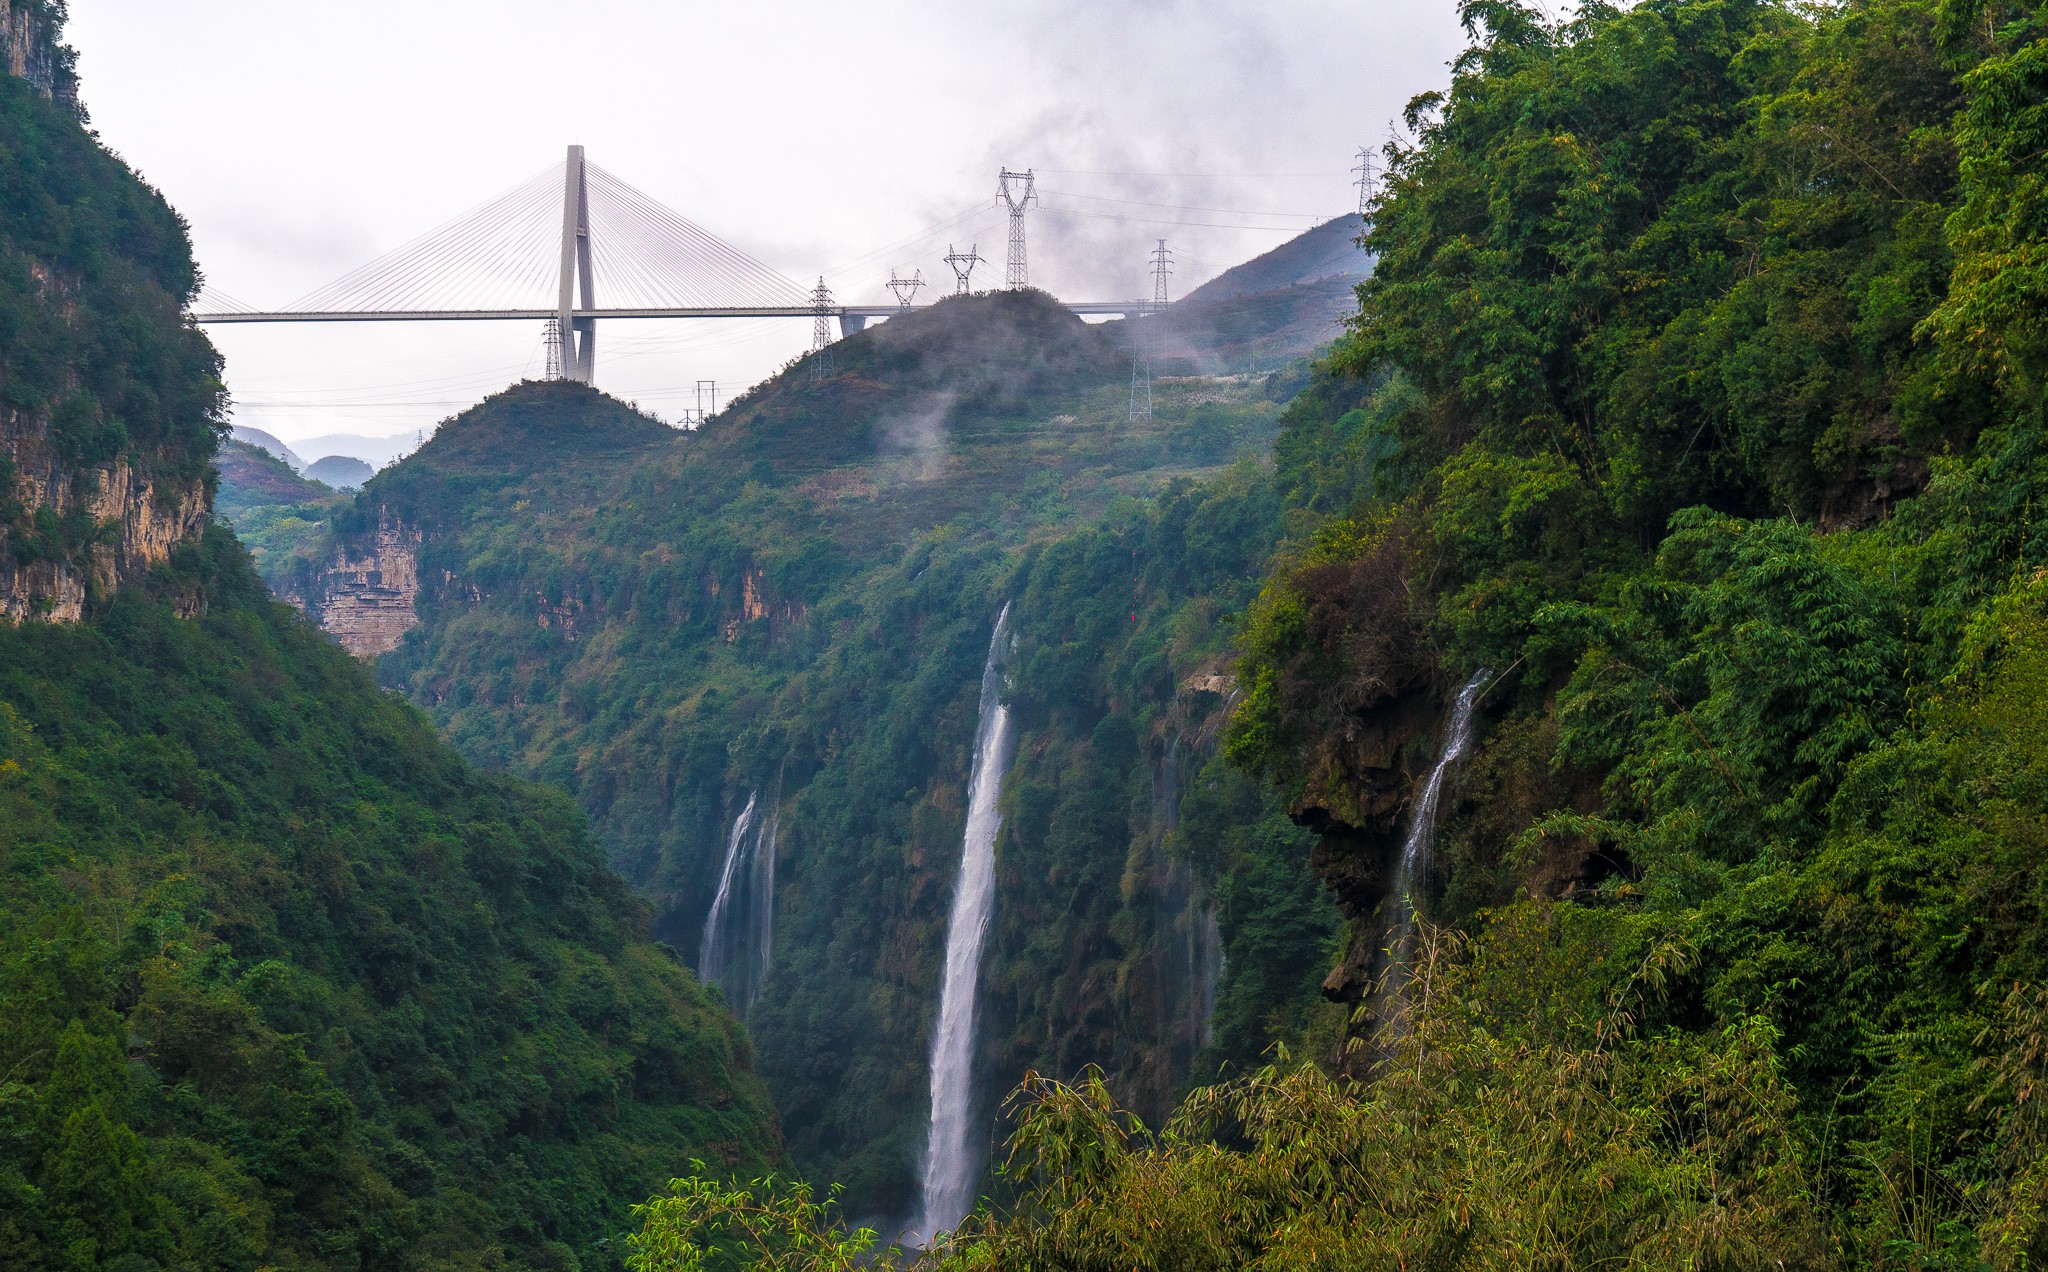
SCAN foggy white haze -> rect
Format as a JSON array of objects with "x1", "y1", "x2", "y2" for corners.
[{"x1": 65, "y1": 1, "x2": 1467, "y2": 454}]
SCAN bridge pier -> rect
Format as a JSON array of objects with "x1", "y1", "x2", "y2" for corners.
[
  {"x1": 558, "y1": 145, "x2": 597, "y2": 382},
  {"x1": 837, "y1": 313, "x2": 867, "y2": 338}
]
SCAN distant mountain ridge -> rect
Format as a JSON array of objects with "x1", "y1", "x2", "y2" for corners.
[
  {"x1": 230, "y1": 424, "x2": 305, "y2": 470},
  {"x1": 1181, "y1": 213, "x2": 1371, "y2": 304},
  {"x1": 1129, "y1": 214, "x2": 1373, "y2": 376}
]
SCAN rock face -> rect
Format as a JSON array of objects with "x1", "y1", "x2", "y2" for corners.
[
  {"x1": 0, "y1": 1, "x2": 208, "y2": 621},
  {"x1": 0, "y1": 405, "x2": 209, "y2": 622},
  {"x1": 305, "y1": 507, "x2": 421, "y2": 657},
  {"x1": 0, "y1": 0, "x2": 77, "y2": 106}
]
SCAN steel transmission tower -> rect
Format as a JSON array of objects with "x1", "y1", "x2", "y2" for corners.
[
  {"x1": 1150, "y1": 238, "x2": 1173, "y2": 306},
  {"x1": 1352, "y1": 146, "x2": 1377, "y2": 217},
  {"x1": 997, "y1": 168, "x2": 1036, "y2": 289},
  {"x1": 543, "y1": 317, "x2": 565, "y2": 380},
  {"x1": 943, "y1": 244, "x2": 984, "y2": 294},
  {"x1": 887, "y1": 269, "x2": 926, "y2": 310},
  {"x1": 556, "y1": 144, "x2": 597, "y2": 382},
  {"x1": 810, "y1": 276, "x2": 834, "y2": 382},
  {"x1": 1130, "y1": 240, "x2": 1172, "y2": 422}
]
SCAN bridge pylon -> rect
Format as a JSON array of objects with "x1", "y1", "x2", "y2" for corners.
[{"x1": 557, "y1": 145, "x2": 597, "y2": 382}]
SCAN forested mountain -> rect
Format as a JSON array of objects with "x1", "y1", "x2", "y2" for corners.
[
  {"x1": 0, "y1": 11, "x2": 779, "y2": 1268},
  {"x1": 864, "y1": 0, "x2": 2047, "y2": 1263},
  {"x1": 623, "y1": 0, "x2": 2048, "y2": 1264},
  {"x1": 203, "y1": 0, "x2": 2048, "y2": 1261},
  {"x1": 217, "y1": 289, "x2": 1345, "y2": 1222}
]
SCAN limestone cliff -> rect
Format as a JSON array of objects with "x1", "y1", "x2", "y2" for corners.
[
  {"x1": 303, "y1": 506, "x2": 421, "y2": 657},
  {"x1": 0, "y1": 0, "x2": 76, "y2": 107},
  {"x1": 0, "y1": 404, "x2": 209, "y2": 620}
]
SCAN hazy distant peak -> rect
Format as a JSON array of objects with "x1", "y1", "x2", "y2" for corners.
[
  {"x1": 1180, "y1": 214, "x2": 1372, "y2": 306},
  {"x1": 304, "y1": 454, "x2": 375, "y2": 491},
  {"x1": 230, "y1": 425, "x2": 306, "y2": 471}
]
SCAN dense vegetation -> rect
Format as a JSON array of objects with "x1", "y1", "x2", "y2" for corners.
[
  {"x1": 0, "y1": 538, "x2": 779, "y2": 1269},
  {"x1": 0, "y1": 67, "x2": 221, "y2": 485},
  {"x1": 221, "y1": 291, "x2": 1348, "y2": 1222},
  {"x1": 1, "y1": 21, "x2": 780, "y2": 1267},
  {"x1": 605, "y1": 0, "x2": 2048, "y2": 1265}
]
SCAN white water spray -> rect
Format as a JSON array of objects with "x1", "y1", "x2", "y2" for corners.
[
  {"x1": 1387, "y1": 670, "x2": 1488, "y2": 974},
  {"x1": 918, "y1": 604, "x2": 1017, "y2": 1239},
  {"x1": 699, "y1": 792, "x2": 760, "y2": 1006}
]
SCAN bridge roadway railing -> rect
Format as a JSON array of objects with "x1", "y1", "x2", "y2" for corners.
[{"x1": 190, "y1": 301, "x2": 1161, "y2": 329}]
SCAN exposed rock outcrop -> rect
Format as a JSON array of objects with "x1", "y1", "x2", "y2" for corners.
[
  {"x1": 0, "y1": 405, "x2": 209, "y2": 622},
  {"x1": 306, "y1": 507, "x2": 420, "y2": 657},
  {"x1": 1, "y1": 0, "x2": 77, "y2": 106}
]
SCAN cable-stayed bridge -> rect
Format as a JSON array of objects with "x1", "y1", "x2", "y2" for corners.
[{"x1": 192, "y1": 147, "x2": 1157, "y2": 384}]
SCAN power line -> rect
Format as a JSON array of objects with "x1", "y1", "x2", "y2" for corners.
[
  {"x1": 1035, "y1": 207, "x2": 1324, "y2": 232},
  {"x1": 1035, "y1": 167, "x2": 1345, "y2": 178},
  {"x1": 1041, "y1": 189, "x2": 1321, "y2": 218}
]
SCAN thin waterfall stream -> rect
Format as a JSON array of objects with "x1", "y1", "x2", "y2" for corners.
[
  {"x1": 699, "y1": 790, "x2": 779, "y2": 1015},
  {"x1": 699, "y1": 792, "x2": 757, "y2": 987},
  {"x1": 917, "y1": 604, "x2": 1018, "y2": 1240},
  {"x1": 1385, "y1": 670, "x2": 1488, "y2": 996}
]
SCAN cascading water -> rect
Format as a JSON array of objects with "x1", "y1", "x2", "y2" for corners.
[
  {"x1": 917, "y1": 604, "x2": 1017, "y2": 1240},
  {"x1": 1152, "y1": 732, "x2": 1222, "y2": 1075},
  {"x1": 1385, "y1": 669, "x2": 1488, "y2": 990},
  {"x1": 749, "y1": 806, "x2": 780, "y2": 1002},
  {"x1": 699, "y1": 792, "x2": 757, "y2": 989}
]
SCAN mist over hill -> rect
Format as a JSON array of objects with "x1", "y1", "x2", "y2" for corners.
[
  {"x1": 186, "y1": 0, "x2": 2048, "y2": 1260},
  {"x1": 216, "y1": 284, "x2": 1338, "y2": 1220}
]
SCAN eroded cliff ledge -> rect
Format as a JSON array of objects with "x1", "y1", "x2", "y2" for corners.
[
  {"x1": 0, "y1": 406, "x2": 210, "y2": 621},
  {"x1": 303, "y1": 506, "x2": 421, "y2": 657}
]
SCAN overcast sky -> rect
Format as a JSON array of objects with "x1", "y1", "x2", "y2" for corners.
[{"x1": 66, "y1": 1, "x2": 1469, "y2": 452}]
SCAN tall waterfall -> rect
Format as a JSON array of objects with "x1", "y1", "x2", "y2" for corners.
[
  {"x1": 1386, "y1": 669, "x2": 1488, "y2": 987},
  {"x1": 1153, "y1": 733, "x2": 1222, "y2": 1075},
  {"x1": 699, "y1": 790, "x2": 780, "y2": 1015},
  {"x1": 917, "y1": 604, "x2": 1017, "y2": 1239}
]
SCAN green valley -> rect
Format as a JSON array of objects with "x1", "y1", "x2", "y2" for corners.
[
  {"x1": 228, "y1": 289, "x2": 1343, "y2": 1220},
  {"x1": 11, "y1": 0, "x2": 2048, "y2": 1263}
]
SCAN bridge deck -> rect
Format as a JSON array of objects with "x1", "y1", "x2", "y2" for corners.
[{"x1": 190, "y1": 302, "x2": 1158, "y2": 323}]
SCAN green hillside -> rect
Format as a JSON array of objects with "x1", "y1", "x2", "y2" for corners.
[
  {"x1": 863, "y1": 0, "x2": 2048, "y2": 1263},
  {"x1": 212, "y1": 440, "x2": 346, "y2": 596},
  {"x1": 615, "y1": 0, "x2": 2048, "y2": 1265},
  {"x1": 232, "y1": 290, "x2": 1339, "y2": 1220},
  {"x1": 0, "y1": 543, "x2": 779, "y2": 1269},
  {"x1": 0, "y1": 16, "x2": 780, "y2": 1269},
  {"x1": 199, "y1": 0, "x2": 2048, "y2": 1259}
]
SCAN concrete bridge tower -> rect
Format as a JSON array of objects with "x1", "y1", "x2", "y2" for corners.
[{"x1": 557, "y1": 145, "x2": 597, "y2": 382}]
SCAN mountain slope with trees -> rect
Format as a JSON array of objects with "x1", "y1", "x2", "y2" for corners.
[
  {"x1": 0, "y1": 11, "x2": 779, "y2": 1268},
  {"x1": 225, "y1": 289, "x2": 1344, "y2": 1222},
  {"x1": 623, "y1": 0, "x2": 2048, "y2": 1264}
]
